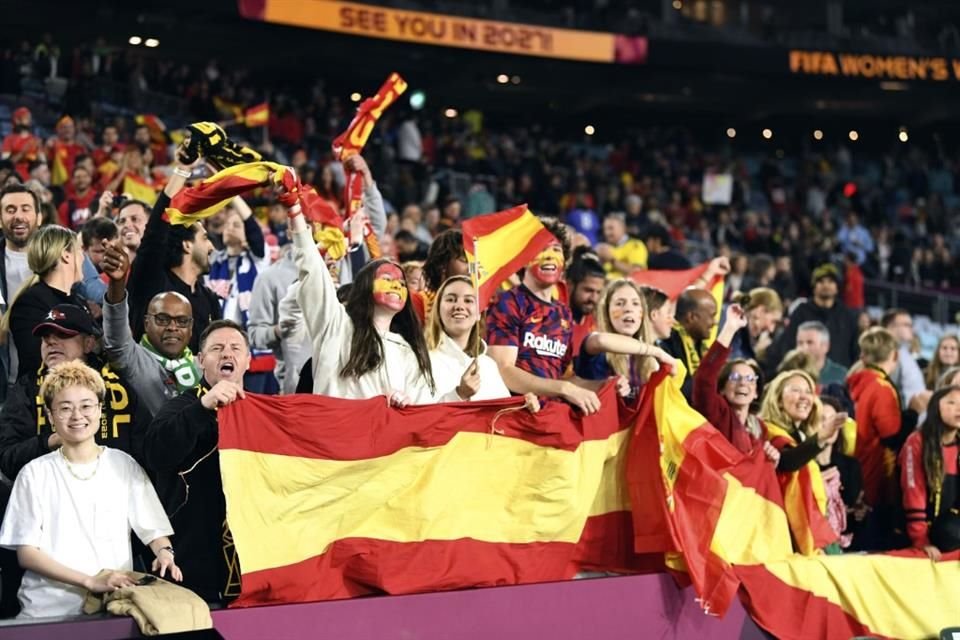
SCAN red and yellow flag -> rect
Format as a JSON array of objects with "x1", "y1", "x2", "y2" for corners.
[
  {"x1": 50, "y1": 142, "x2": 69, "y2": 186},
  {"x1": 135, "y1": 114, "x2": 167, "y2": 145},
  {"x1": 629, "y1": 366, "x2": 794, "y2": 616},
  {"x1": 218, "y1": 385, "x2": 637, "y2": 606},
  {"x1": 244, "y1": 102, "x2": 270, "y2": 128},
  {"x1": 333, "y1": 73, "x2": 407, "y2": 162},
  {"x1": 461, "y1": 205, "x2": 557, "y2": 310},
  {"x1": 164, "y1": 161, "x2": 284, "y2": 226},
  {"x1": 122, "y1": 174, "x2": 158, "y2": 206}
]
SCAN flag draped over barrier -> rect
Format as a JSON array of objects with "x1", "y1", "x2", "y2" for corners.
[{"x1": 217, "y1": 371, "x2": 960, "y2": 639}]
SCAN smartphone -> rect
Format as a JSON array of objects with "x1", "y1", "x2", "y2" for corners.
[{"x1": 136, "y1": 575, "x2": 158, "y2": 586}]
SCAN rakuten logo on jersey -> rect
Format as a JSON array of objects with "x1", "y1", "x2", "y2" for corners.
[{"x1": 522, "y1": 332, "x2": 568, "y2": 358}]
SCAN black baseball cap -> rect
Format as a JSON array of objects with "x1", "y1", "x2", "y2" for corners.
[{"x1": 33, "y1": 304, "x2": 101, "y2": 338}]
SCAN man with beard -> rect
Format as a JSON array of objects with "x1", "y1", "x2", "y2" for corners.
[
  {"x1": 127, "y1": 147, "x2": 218, "y2": 352},
  {"x1": 58, "y1": 164, "x2": 97, "y2": 230},
  {"x1": 763, "y1": 264, "x2": 859, "y2": 377},
  {"x1": 564, "y1": 250, "x2": 606, "y2": 359},
  {"x1": 0, "y1": 184, "x2": 43, "y2": 392},
  {"x1": 101, "y1": 242, "x2": 199, "y2": 415},
  {"x1": 486, "y1": 219, "x2": 604, "y2": 415},
  {"x1": 142, "y1": 320, "x2": 250, "y2": 604}
]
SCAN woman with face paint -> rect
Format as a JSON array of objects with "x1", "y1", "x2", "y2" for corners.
[
  {"x1": 283, "y1": 173, "x2": 472, "y2": 405},
  {"x1": 574, "y1": 280, "x2": 677, "y2": 397}
]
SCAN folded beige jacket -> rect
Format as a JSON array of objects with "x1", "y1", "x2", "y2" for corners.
[{"x1": 82, "y1": 570, "x2": 213, "y2": 636}]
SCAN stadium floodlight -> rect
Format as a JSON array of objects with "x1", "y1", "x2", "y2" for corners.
[
  {"x1": 899, "y1": 129, "x2": 909, "y2": 143},
  {"x1": 584, "y1": 125, "x2": 596, "y2": 136},
  {"x1": 350, "y1": 92, "x2": 362, "y2": 103},
  {"x1": 672, "y1": 0, "x2": 682, "y2": 9},
  {"x1": 848, "y1": 130, "x2": 859, "y2": 142},
  {"x1": 496, "y1": 74, "x2": 509, "y2": 84},
  {"x1": 128, "y1": 36, "x2": 142, "y2": 45},
  {"x1": 144, "y1": 38, "x2": 160, "y2": 48},
  {"x1": 726, "y1": 128, "x2": 736, "y2": 139},
  {"x1": 762, "y1": 128, "x2": 773, "y2": 140},
  {"x1": 814, "y1": 129, "x2": 824, "y2": 141},
  {"x1": 409, "y1": 90, "x2": 426, "y2": 110},
  {"x1": 444, "y1": 108, "x2": 458, "y2": 118}
]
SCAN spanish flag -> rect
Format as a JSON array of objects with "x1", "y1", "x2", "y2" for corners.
[
  {"x1": 765, "y1": 422, "x2": 838, "y2": 555},
  {"x1": 122, "y1": 174, "x2": 158, "y2": 206},
  {"x1": 737, "y1": 549, "x2": 960, "y2": 639},
  {"x1": 218, "y1": 384, "x2": 639, "y2": 606},
  {"x1": 164, "y1": 161, "x2": 285, "y2": 226},
  {"x1": 134, "y1": 114, "x2": 167, "y2": 145},
  {"x1": 630, "y1": 261, "x2": 724, "y2": 344},
  {"x1": 332, "y1": 73, "x2": 407, "y2": 162},
  {"x1": 243, "y1": 102, "x2": 269, "y2": 128},
  {"x1": 50, "y1": 142, "x2": 69, "y2": 186},
  {"x1": 461, "y1": 205, "x2": 557, "y2": 311},
  {"x1": 628, "y1": 365, "x2": 794, "y2": 616}
]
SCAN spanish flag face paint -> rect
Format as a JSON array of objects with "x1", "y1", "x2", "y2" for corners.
[
  {"x1": 372, "y1": 263, "x2": 408, "y2": 311},
  {"x1": 528, "y1": 243, "x2": 565, "y2": 286}
]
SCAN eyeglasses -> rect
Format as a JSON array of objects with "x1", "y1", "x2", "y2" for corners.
[
  {"x1": 147, "y1": 314, "x2": 193, "y2": 328},
  {"x1": 728, "y1": 372, "x2": 759, "y2": 383},
  {"x1": 54, "y1": 403, "x2": 101, "y2": 421}
]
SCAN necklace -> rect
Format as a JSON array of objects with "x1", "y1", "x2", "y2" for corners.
[{"x1": 58, "y1": 446, "x2": 103, "y2": 481}]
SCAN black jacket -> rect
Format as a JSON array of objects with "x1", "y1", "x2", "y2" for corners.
[
  {"x1": 127, "y1": 192, "x2": 245, "y2": 353},
  {"x1": 8, "y1": 281, "x2": 86, "y2": 383},
  {"x1": 142, "y1": 380, "x2": 237, "y2": 603},
  {"x1": 0, "y1": 356, "x2": 150, "y2": 480},
  {"x1": 763, "y1": 299, "x2": 860, "y2": 378}
]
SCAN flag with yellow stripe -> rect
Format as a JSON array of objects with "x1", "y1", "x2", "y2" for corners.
[
  {"x1": 218, "y1": 385, "x2": 641, "y2": 606},
  {"x1": 461, "y1": 205, "x2": 557, "y2": 310},
  {"x1": 163, "y1": 161, "x2": 286, "y2": 226},
  {"x1": 122, "y1": 174, "x2": 158, "y2": 206}
]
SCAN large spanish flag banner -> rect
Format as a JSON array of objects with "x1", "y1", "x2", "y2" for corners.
[
  {"x1": 217, "y1": 385, "x2": 640, "y2": 606},
  {"x1": 122, "y1": 174, "x2": 159, "y2": 206},
  {"x1": 461, "y1": 205, "x2": 557, "y2": 311}
]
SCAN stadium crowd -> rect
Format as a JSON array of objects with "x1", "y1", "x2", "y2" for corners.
[{"x1": 0, "y1": 35, "x2": 957, "y2": 622}]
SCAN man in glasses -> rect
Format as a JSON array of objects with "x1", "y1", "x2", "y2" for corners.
[{"x1": 101, "y1": 242, "x2": 200, "y2": 415}]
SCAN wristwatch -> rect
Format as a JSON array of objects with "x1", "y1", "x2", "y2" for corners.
[{"x1": 159, "y1": 545, "x2": 175, "y2": 557}]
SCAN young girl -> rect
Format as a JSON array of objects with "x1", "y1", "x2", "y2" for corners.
[
  {"x1": 817, "y1": 396, "x2": 865, "y2": 552},
  {"x1": 0, "y1": 361, "x2": 180, "y2": 618},
  {"x1": 575, "y1": 279, "x2": 676, "y2": 396},
  {"x1": 426, "y1": 275, "x2": 536, "y2": 409},
  {"x1": 900, "y1": 385, "x2": 960, "y2": 560},
  {"x1": 285, "y1": 178, "x2": 471, "y2": 405}
]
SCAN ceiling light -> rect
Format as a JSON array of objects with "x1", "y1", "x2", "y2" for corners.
[
  {"x1": 848, "y1": 130, "x2": 859, "y2": 141},
  {"x1": 762, "y1": 128, "x2": 773, "y2": 140},
  {"x1": 726, "y1": 127, "x2": 736, "y2": 139},
  {"x1": 898, "y1": 130, "x2": 909, "y2": 143},
  {"x1": 584, "y1": 125, "x2": 595, "y2": 136},
  {"x1": 496, "y1": 74, "x2": 509, "y2": 84},
  {"x1": 444, "y1": 108, "x2": 458, "y2": 118},
  {"x1": 144, "y1": 38, "x2": 159, "y2": 48},
  {"x1": 350, "y1": 92, "x2": 361, "y2": 102},
  {"x1": 128, "y1": 36, "x2": 142, "y2": 45},
  {"x1": 813, "y1": 129, "x2": 824, "y2": 140}
]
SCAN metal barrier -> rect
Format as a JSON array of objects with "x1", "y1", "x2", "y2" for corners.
[{"x1": 865, "y1": 279, "x2": 960, "y2": 325}]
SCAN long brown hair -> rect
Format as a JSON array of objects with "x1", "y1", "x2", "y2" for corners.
[
  {"x1": 341, "y1": 258, "x2": 435, "y2": 392},
  {"x1": 596, "y1": 279, "x2": 657, "y2": 383},
  {"x1": 921, "y1": 385, "x2": 960, "y2": 505},
  {"x1": 926, "y1": 335, "x2": 960, "y2": 390}
]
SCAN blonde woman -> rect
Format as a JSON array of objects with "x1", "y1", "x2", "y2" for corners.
[
  {"x1": 925, "y1": 334, "x2": 960, "y2": 390},
  {"x1": 575, "y1": 279, "x2": 677, "y2": 396},
  {"x1": 425, "y1": 275, "x2": 512, "y2": 402},
  {"x1": 760, "y1": 369, "x2": 844, "y2": 553},
  {"x1": 1, "y1": 225, "x2": 86, "y2": 379},
  {"x1": 0, "y1": 361, "x2": 179, "y2": 618},
  {"x1": 729, "y1": 287, "x2": 783, "y2": 361}
]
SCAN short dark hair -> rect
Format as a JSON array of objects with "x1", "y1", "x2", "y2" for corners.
[
  {"x1": 198, "y1": 319, "x2": 249, "y2": 351},
  {"x1": 117, "y1": 199, "x2": 151, "y2": 216},
  {"x1": 642, "y1": 224, "x2": 672, "y2": 246},
  {"x1": 423, "y1": 229, "x2": 464, "y2": 292},
  {"x1": 0, "y1": 183, "x2": 40, "y2": 215},
  {"x1": 539, "y1": 217, "x2": 571, "y2": 263},
  {"x1": 81, "y1": 217, "x2": 118, "y2": 247},
  {"x1": 566, "y1": 251, "x2": 606, "y2": 286},
  {"x1": 881, "y1": 308, "x2": 910, "y2": 328},
  {"x1": 394, "y1": 229, "x2": 417, "y2": 244}
]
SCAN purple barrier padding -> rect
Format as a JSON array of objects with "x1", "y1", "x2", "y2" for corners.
[{"x1": 0, "y1": 574, "x2": 768, "y2": 640}]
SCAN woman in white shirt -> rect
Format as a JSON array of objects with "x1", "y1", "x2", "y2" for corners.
[
  {"x1": 284, "y1": 175, "x2": 473, "y2": 405},
  {"x1": 0, "y1": 360, "x2": 180, "y2": 618},
  {"x1": 426, "y1": 276, "x2": 539, "y2": 409}
]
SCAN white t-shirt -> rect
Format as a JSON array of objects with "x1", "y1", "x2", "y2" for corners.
[
  {"x1": 0, "y1": 448, "x2": 173, "y2": 619},
  {"x1": 5, "y1": 248, "x2": 30, "y2": 382}
]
